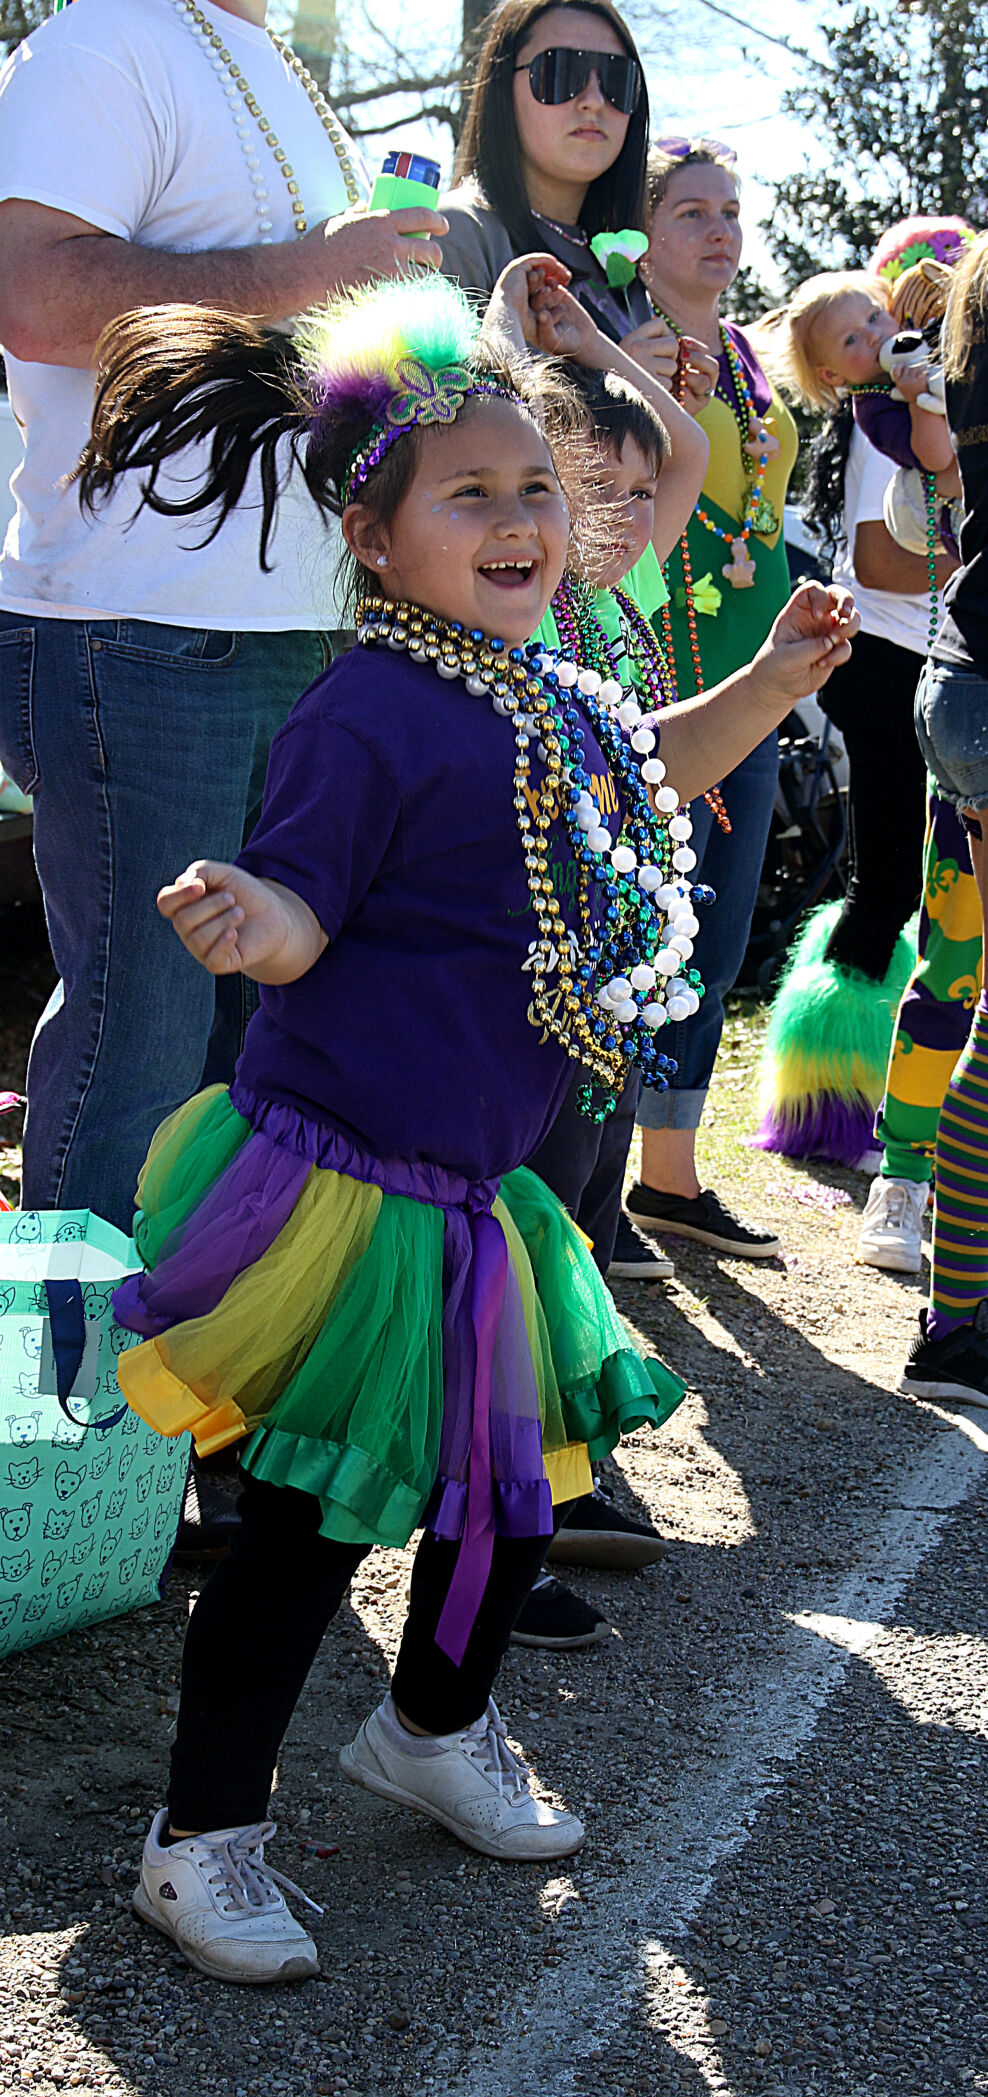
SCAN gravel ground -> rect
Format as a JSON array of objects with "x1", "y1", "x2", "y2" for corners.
[{"x1": 0, "y1": 921, "x2": 985, "y2": 2097}]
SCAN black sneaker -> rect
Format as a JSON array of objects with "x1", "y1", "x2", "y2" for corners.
[
  {"x1": 625, "y1": 1181, "x2": 782, "y2": 1260},
  {"x1": 606, "y1": 1213, "x2": 674, "y2": 1282},
  {"x1": 898, "y1": 1302, "x2": 988, "y2": 1408},
  {"x1": 510, "y1": 1574, "x2": 610, "y2": 1650},
  {"x1": 173, "y1": 1462, "x2": 242, "y2": 1563},
  {"x1": 547, "y1": 1481, "x2": 667, "y2": 1570}
]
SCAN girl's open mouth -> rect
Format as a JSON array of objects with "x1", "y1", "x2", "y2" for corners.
[{"x1": 477, "y1": 559, "x2": 538, "y2": 589}]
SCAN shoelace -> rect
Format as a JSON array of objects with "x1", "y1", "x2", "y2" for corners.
[
  {"x1": 879, "y1": 1182, "x2": 924, "y2": 1229},
  {"x1": 195, "y1": 1822, "x2": 324, "y2": 1918},
  {"x1": 464, "y1": 1702, "x2": 532, "y2": 1808}
]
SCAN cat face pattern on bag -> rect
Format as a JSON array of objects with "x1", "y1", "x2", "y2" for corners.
[{"x1": 0, "y1": 1216, "x2": 191, "y2": 1660}]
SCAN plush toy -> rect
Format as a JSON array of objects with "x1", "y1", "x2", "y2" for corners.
[{"x1": 877, "y1": 328, "x2": 947, "y2": 414}]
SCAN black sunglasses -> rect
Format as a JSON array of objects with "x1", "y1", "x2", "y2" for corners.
[{"x1": 515, "y1": 46, "x2": 643, "y2": 116}]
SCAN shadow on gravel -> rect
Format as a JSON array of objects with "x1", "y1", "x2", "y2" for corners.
[
  {"x1": 0, "y1": 1566, "x2": 604, "y2": 2097},
  {"x1": 587, "y1": 1499, "x2": 988, "y2": 2097}
]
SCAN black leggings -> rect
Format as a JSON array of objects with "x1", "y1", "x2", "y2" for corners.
[
  {"x1": 819, "y1": 628, "x2": 928, "y2": 981},
  {"x1": 169, "y1": 1472, "x2": 569, "y2": 1832}
]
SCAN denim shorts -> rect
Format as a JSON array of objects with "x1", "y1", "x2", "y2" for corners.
[{"x1": 914, "y1": 656, "x2": 988, "y2": 812}]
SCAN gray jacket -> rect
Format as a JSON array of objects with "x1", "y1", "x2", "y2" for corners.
[{"x1": 438, "y1": 181, "x2": 651, "y2": 343}]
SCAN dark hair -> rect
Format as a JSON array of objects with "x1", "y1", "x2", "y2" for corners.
[
  {"x1": 76, "y1": 302, "x2": 603, "y2": 616},
  {"x1": 646, "y1": 143, "x2": 739, "y2": 217},
  {"x1": 454, "y1": 0, "x2": 649, "y2": 254},
  {"x1": 565, "y1": 361, "x2": 667, "y2": 473},
  {"x1": 801, "y1": 398, "x2": 854, "y2": 559}
]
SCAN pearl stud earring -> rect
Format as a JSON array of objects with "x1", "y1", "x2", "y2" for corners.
[{"x1": 376, "y1": 554, "x2": 388, "y2": 568}]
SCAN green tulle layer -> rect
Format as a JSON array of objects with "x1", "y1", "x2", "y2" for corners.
[{"x1": 118, "y1": 1091, "x2": 685, "y2": 1546}]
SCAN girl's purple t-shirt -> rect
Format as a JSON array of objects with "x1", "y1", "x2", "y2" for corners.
[{"x1": 235, "y1": 648, "x2": 620, "y2": 1182}]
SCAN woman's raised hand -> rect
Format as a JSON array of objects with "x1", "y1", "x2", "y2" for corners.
[
  {"x1": 620, "y1": 314, "x2": 680, "y2": 389},
  {"x1": 754, "y1": 583, "x2": 860, "y2": 701},
  {"x1": 678, "y1": 336, "x2": 719, "y2": 413},
  {"x1": 157, "y1": 861, "x2": 312, "y2": 979}
]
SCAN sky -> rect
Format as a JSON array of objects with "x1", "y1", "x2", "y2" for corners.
[{"x1": 296, "y1": 0, "x2": 831, "y2": 288}]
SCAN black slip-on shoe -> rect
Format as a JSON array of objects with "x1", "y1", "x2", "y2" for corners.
[
  {"x1": 625, "y1": 1182, "x2": 782, "y2": 1260},
  {"x1": 510, "y1": 1574, "x2": 610, "y2": 1650},
  {"x1": 547, "y1": 1483, "x2": 667, "y2": 1570}
]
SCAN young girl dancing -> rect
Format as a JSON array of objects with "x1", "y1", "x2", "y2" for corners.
[{"x1": 81, "y1": 273, "x2": 856, "y2": 1986}]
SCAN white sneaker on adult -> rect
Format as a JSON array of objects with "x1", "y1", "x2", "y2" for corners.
[
  {"x1": 857, "y1": 1175, "x2": 927, "y2": 1274},
  {"x1": 133, "y1": 1810, "x2": 321, "y2": 1984},
  {"x1": 340, "y1": 1695, "x2": 585, "y2": 1861}
]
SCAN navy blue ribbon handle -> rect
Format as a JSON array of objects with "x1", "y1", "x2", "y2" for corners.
[{"x1": 44, "y1": 1279, "x2": 127, "y2": 1431}]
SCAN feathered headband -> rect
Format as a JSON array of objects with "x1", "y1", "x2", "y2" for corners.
[{"x1": 294, "y1": 273, "x2": 519, "y2": 505}]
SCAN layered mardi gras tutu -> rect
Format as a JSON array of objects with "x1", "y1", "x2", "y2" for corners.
[
  {"x1": 112, "y1": 1083, "x2": 684, "y2": 1660},
  {"x1": 752, "y1": 902, "x2": 915, "y2": 1168}
]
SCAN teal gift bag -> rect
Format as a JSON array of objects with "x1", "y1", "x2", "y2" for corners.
[{"x1": 0, "y1": 1210, "x2": 191, "y2": 1660}]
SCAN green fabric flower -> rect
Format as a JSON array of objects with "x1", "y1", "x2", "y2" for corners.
[{"x1": 590, "y1": 230, "x2": 649, "y2": 288}]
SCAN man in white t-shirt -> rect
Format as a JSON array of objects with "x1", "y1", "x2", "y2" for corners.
[{"x1": 0, "y1": 0, "x2": 445, "y2": 1236}]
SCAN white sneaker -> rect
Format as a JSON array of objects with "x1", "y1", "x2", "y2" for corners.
[
  {"x1": 340, "y1": 1695, "x2": 585, "y2": 1861},
  {"x1": 133, "y1": 1810, "x2": 321, "y2": 1984},
  {"x1": 857, "y1": 1176, "x2": 927, "y2": 1274}
]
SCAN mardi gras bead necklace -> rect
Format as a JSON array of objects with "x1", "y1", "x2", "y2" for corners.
[
  {"x1": 356, "y1": 596, "x2": 713, "y2": 1118},
  {"x1": 648, "y1": 301, "x2": 778, "y2": 583},
  {"x1": 170, "y1": 0, "x2": 362, "y2": 239},
  {"x1": 553, "y1": 574, "x2": 731, "y2": 833},
  {"x1": 551, "y1": 577, "x2": 677, "y2": 713},
  {"x1": 924, "y1": 470, "x2": 940, "y2": 653}
]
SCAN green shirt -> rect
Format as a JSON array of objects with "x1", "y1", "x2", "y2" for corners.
[{"x1": 535, "y1": 544, "x2": 669, "y2": 691}]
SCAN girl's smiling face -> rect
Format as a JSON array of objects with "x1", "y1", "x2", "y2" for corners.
[
  {"x1": 810, "y1": 290, "x2": 898, "y2": 389},
  {"x1": 643, "y1": 161, "x2": 743, "y2": 306},
  {"x1": 345, "y1": 396, "x2": 571, "y2": 643},
  {"x1": 572, "y1": 434, "x2": 658, "y2": 588}
]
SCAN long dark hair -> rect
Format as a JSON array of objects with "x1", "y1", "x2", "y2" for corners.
[
  {"x1": 801, "y1": 399, "x2": 854, "y2": 560},
  {"x1": 454, "y1": 0, "x2": 649, "y2": 254},
  {"x1": 75, "y1": 301, "x2": 602, "y2": 612}
]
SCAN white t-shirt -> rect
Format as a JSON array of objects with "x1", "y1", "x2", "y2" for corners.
[
  {"x1": 0, "y1": 0, "x2": 368, "y2": 628},
  {"x1": 832, "y1": 425, "x2": 938, "y2": 656}
]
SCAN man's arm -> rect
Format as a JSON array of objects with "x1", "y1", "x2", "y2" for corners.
[
  {"x1": 0, "y1": 200, "x2": 447, "y2": 368},
  {"x1": 853, "y1": 518, "x2": 957, "y2": 594}
]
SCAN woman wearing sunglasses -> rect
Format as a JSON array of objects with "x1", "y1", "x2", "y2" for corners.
[
  {"x1": 622, "y1": 140, "x2": 799, "y2": 1262},
  {"x1": 441, "y1": 0, "x2": 670, "y2": 359}
]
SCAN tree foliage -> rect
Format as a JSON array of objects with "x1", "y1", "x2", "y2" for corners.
[{"x1": 764, "y1": 0, "x2": 988, "y2": 282}]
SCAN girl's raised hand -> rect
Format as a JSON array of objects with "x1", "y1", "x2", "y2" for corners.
[
  {"x1": 753, "y1": 583, "x2": 859, "y2": 701},
  {"x1": 158, "y1": 861, "x2": 297, "y2": 977},
  {"x1": 530, "y1": 280, "x2": 609, "y2": 364},
  {"x1": 487, "y1": 254, "x2": 573, "y2": 352}
]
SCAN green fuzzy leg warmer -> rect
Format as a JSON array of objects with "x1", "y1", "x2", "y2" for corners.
[{"x1": 752, "y1": 901, "x2": 916, "y2": 1165}]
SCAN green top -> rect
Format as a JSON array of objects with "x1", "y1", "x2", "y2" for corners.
[
  {"x1": 661, "y1": 501, "x2": 792, "y2": 697},
  {"x1": 535, "y1": 544, "x2": 669, "y2": 688}
]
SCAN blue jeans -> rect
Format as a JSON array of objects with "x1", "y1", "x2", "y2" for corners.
[
  {"x1": 637, "y1": 730, "x2": 779, "y2": 1133},
  {"x1": 914, "y1": 656, "x2": 988, "y2": 812},
  {"x1": 0, "y1": 614, "x2": 331, "y2": 1232}
]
